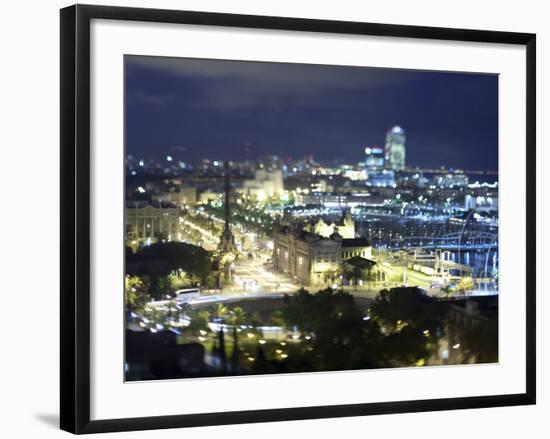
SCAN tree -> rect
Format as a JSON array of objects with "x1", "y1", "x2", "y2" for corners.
[
  {"x1": 127, "y1": 241, "x2": 214, "y2": 299},
  {"x1": 204, "y1": 273, "x2": 218, "y2": 289},
  {"x1": 230, "y1": 327, "x2": 241, "y2": 372},
  {"x1": 124, "y1": 275, "x2": 150, "y2": 312},
  {"x1": 377, "y1": 325, "x2": 433, "y2": 367},
  {"x1": 369, "y1": 287, "x2": 446, "y2": 367},
  {"x1": 226, "y1": 307, "x2": 248, "y2": 326},
  {"x1": 453, "y1": 313, "x2": 498, "y2": 364},
  {"x1": 218, "y1": 328, "x2": 227, "y2": 372},
  {"x1": 187, "y1": 309, "x2": 210, "y2": 335},
  {"x1": 322, "y1": 269, "x2": 341, "y2": 287},
  {"x1": 342, "y1": 257, "x2": 376, "y2": 289},
  {"x1": 170, "y1": 270, "x2": 191, "y2": 290},
  {"x1": 370, "y1": 288, "x2": 438, "y2": 331},
  {"x1": 128, "y1": 241, "x2": 213, "y2": 282},
  {"x1": 270, "y1": 310, "x2": 285, "y2": 327},
  {"x1": 278, "y1": 288, "x2": 379, "y2": 371},
  {"x1": 342, "y1": 264, "x2": 364, "y2": 289},
  {"x1": 148, "y1": 275, "x2": 172, "y2": 300},
  {"x1": 211, "y1": 303, "x2": 229, "y2": 321}
]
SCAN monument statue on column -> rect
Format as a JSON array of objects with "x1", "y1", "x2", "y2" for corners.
[
  {"x1": 216, "y1": 161, "x2": 237, "y2": 289},
  {"x1": 218, "y1": 161, "x2": 237, "y2": 255}
]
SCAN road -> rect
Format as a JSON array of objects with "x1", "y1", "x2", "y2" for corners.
[{"x1": 230, "y1": 257, "x2": 298, "y2": 294}]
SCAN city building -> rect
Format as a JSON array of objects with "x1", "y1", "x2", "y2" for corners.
[
  {"x1": 308, "y1": 211, "x2": 355, "y2": 239},
  {"x1": 152, "y1": 186, "x2": 197, "y2": 208},
  {"x1": 310, "y1": 178, "x2": 331, "y2": 193},
  {"x1": 366, "y1": 169, "x2": 396, "y2": 187},
  {"x1": 342, "y1": 168, "x2": 368, "y2": 181},
  {"x1": 272, "y1": 214, "x2": 372, "y2": 286},
  {"x1": 295, "y1": 191, "x2": 386, "y2": 208},
  {"x1": 237, "y1": 168, "x2": 284, "y2": 200},
  {"x1": 434, "y1": 172, "x2": 469, "y2": 189},
  {"x1": 385, "y1": 126, "x2": 406, "y2": 171},
  {"x1": 198, "y1": 190, "x2": 222, "y2": 205},
  {"x1": 364, "y1": 145, "x2": 385, "y2": 173},
  {"x1": 464, "y1": 194, "x2": 498, "y2": 211},
  {"x1": 125, "y1": 204, "x2": 182, "y2": 249}
]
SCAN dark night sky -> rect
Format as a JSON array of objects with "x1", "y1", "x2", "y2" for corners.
[{"x1": 125, "y1": 55, "x2": 498, "y2": 171}]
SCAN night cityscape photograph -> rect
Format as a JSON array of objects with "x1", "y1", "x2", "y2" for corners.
[{"x1": 124, "y1": 55, "x2": 499, "y2": 381}]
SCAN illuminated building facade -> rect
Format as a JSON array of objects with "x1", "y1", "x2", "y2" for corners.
[
  {"x1": 385, "y1": 126, "x2": 406, "y2": 171},
  {"x1": 272, "y1": 215, "x2": 372, "y2": 286},
  {"x1": 366, "y1": 169, "x2": 396, "y2": 188},
  {"x1": 464, "y1": 194, "x2": 498, "y2": 211},
  {"x1": 435, "y1": 172, "x2": 469, "y2": 189},
  {"x1": 125, "y1": 205, "x2": 182, "y2": 249},
  {"x1": 295, "y1": 192, "x2": 385, "y2": 208},
  {"x1": 364, "y1": 145, "x2": 385, "y2": 172},
  {"x1": 237, "y1": 168, "x2": 284, "y2": 200},
  {"x1": 152, "y1": 186, "x2": 197, "y2": 208}
]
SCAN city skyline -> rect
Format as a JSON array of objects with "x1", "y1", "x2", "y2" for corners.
[
  {"x1": 124, "y1": 54, "x2": 499, "y2": 382},
  {"x1": 125, "y1": 56, "x2": 498, "y2": 171}
]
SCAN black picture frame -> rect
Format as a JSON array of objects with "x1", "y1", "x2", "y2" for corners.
[{"x1": 60, "y1": 4, "x2": 536, "y2": 434}]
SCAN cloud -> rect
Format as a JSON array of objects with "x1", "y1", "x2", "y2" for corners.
[
  {"x1": 127, "y1": 55, "x2": 398, "y2": 87},
  {"x1": 125, "y1": 55, "x2": 418, "y2": 111},
  {"x1": 128, "y1": 90, "x2": 176, "y2": 107}
]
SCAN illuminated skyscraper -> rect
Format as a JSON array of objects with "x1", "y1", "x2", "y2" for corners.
[{"x1": 385, "y1": 126, "x2": 406, "y2": 171}]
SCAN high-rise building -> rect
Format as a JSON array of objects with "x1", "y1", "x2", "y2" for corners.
[{"x1": 385, "y1": 126, "x2": 406, "y2": 171}]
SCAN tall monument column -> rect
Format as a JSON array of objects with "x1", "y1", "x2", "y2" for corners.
[{"x1": 218, "y1": 161, "x2": 237, "y2": 255}]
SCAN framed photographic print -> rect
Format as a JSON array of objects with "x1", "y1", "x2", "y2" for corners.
[{"x1": 60, "y1": 4, "x2": 536, "y2": 434}]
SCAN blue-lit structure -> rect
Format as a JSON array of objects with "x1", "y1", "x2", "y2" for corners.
[
  {"x1": 364, "y1": 145, "x2": 385, "y2": 172},
  {"x1": 385, "y1": 126, "x2": 406, "y2": 171}
]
